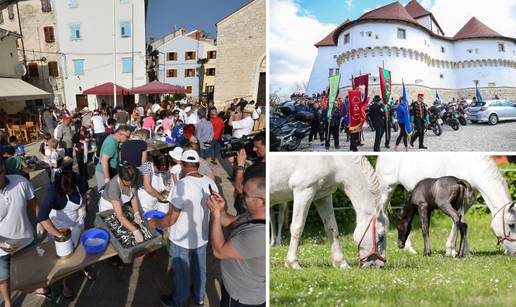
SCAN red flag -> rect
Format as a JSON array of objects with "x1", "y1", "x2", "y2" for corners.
[
  {"x1": 352, "y1": 74, "x2": 369, "y2": 102},
  {"x1": 348, "y1": 89, "x2": 365, "y2": 132}
]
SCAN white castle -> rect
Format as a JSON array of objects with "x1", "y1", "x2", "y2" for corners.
[{"x1": 306, "y1": 0, "x2": 516, "y2": 101}]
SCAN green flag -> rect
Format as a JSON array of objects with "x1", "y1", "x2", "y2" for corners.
[
  {"x1": 327, "y1": 74, "x2": 341, "y2": 122},
  {"x1": 379, "y1": 67, "x2": 391, "y2": 104}
]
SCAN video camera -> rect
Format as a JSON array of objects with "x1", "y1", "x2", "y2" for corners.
[{"x1": 221, "y1": 130, "x2": 265, "y2": 161}]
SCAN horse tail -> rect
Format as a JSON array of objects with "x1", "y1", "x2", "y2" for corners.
[
  {"x1": 456, "y1": 179, "x2": 472, "y2": 207},
  {"x1": 456, "y1": 179, "x2": 472, "y2": 192}
]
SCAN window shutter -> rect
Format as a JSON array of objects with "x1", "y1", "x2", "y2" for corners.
[
  {"x1": 48, "y1": 61, "x2": 59, "y2": 77},
  {"x1": 41, "y1": 0, "x2": 52, "y2": 12},
  {"x1": 44, "y1": 27, "x2": 55, "y2": 43}
]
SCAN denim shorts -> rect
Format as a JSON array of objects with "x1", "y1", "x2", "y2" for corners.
[{"x1": 0, "y1": 254, "x2": 11, "y2": 281}]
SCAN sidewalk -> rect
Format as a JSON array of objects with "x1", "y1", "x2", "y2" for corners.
[{"x1": 5, "y1": 141, "x2": 236, "y2": 307}]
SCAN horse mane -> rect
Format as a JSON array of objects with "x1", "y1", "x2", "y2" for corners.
[
  {"x1": 477, "y1": 156, "x2": 508, "y2": 192},
  {"x1": 352, "y1": 156, "x2": 383, "y2": 214}
]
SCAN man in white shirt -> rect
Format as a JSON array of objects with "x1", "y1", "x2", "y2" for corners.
[
  {"x1": 148, "y1": 150, "x2": 218, "y2": 307},
  {"x1": 230, "y1": 105, "x2": 255, "y2": 138},
  {"x1": 91, "y1": 111, "x2": 106, "y2": 145},
  {"x1": 0, "y1": 159, "x2": 39, "y2": 307}
]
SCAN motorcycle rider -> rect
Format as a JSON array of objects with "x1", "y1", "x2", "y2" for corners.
[
  {"x1": 308, "y1": 100, "x2": 324, "y2": 146},
  {"x1": 410, "y1": 93, "x2": 429, "y2": 149}
]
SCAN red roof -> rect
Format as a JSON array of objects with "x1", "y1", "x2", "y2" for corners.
[
  {"x1": 131, "y1": 80, "x2": 188, "y2": 95},
  {"x1": 315, "y1": 19, "x2": 350, "y2": 47},
  {"x1": 358, "y1": 1, "x2": 417, "y2": 24},
  {"x1": 405, "y1": 0, "x2": 430, "y2": 19},
  {"x1": 453, "y1": 17, "x2": 502, "y2": 40},
  {"x1": 82, "y1": 82, "x2": 132, "y2": 95}
]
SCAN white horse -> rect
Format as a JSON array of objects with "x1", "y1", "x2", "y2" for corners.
[
  {"x1": 270, "y1": 155, "x2": 387, "y2": 268},
  {"x1": 270, "y1": 203, "x2": 289, "y2": 246},
  {"x1": 376, "y1": 154, "x2": 516, "y2": 256}
]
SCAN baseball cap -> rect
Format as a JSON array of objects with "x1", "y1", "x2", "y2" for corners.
[
  {"x1": 168, "y1": 147, "x2": 183, "y2": 161},
  {"x1": 181, "y1": 150, "x2": 199, "y2": 163}
]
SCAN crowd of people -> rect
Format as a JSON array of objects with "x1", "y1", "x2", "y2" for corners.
[
  {"x1": 290, "y1": 92, "x2": 482, "y2": 152},
  {"x1": 0, "y1": 96, "x2": 266, "y2": 307}
]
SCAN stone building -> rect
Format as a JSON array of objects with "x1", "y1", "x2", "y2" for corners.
[
  {"x1": 0, "y1": 0, "x2": 64, "y2": 108},
  {"x1": 307, "y1": 0, "x2": 516, "y2": 101},
  {"x1": 214, "y1": 0, "x2": 266, "y2": 108}
]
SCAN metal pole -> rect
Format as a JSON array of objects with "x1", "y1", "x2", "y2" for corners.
[
  {"x1": 15, "y1": 2, "x2": 27, "y2": 70},
  {"x1": 113, "y1": 0, "x2": 117, "y2": 107},
  {"x1": 131, "y1": 2, "x2": 134, "y2": 90}
]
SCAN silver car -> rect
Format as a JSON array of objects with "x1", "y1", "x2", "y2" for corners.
[{"x1": 466, "y1": 99, "x2": 516, "y2": 125}]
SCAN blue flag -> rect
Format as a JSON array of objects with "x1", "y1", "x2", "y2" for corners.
[
  {"x1": 476, "y1": 85, "x2": 483, "y2": 102},
  {"x1": 402, "y1": 81, "x2": 412, "y2": 134},
  {"x1": 435, "y1": 90, "x2": 441, "y2": 102}
]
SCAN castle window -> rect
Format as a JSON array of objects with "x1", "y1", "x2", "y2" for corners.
[
  {"x1": 329, "y1": 68, "x2": 334, "y2": 77},
  {"x1": 344, "y1": 33, "x2": 350, "y2": 44},
  {"x1": 498, "y1": 43, "x2": 505, "y2": 52},
  {"x1": 440, "y1": 74, "x2": 444, "y2": 79},
  {"x1": 488, "y1": 82, "x2": 496, "y2": 87},
  {"x1": 467, "y1": 49, "x2": 472, "y2": 53},
  {"x1": 333, "y1": 55, "x2": 337, "y2": 59},
  {"x1": 441, "y1": 47, "x2": 445, "y2": 53},
  {"x1": 367, "y1": 32, "x2": 372, "y2": 37},
  {"x1": 397, "y1": 28, "x2": 406, "y2": 39},
  {"x1": 335, "y1": 68, "x2": 340, "y2": 75}
]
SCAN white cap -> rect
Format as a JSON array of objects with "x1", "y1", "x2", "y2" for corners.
[
  {"x1": 151, "y1": 104, "x2": 161, "y2": 113},
  {"x1": 168, "y1": 147, "x2": 183, "y2": 161},
  {"x1": 181, "y1": 150, "x2": 199, "y2": 163},
  {"x1": 184, "y1": 106, "x2": 192, "y2": 113},
  {"x1": 180, "y1": 98, "x2": 188, "y2": 105}
]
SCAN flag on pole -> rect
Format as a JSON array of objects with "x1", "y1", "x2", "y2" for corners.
[
  {"x1": 379, "y1": 67, "x2": 391, "y2": 104},
  {"x1": 348, "y1": 89, "x2": 365, "y2": 132},
  {"x1": 352, "y1": 74, "x2": 369, "y2": 102},
  {"x1": 435, "y1": 90, "x2": 441, "y2": 102},
  {"x1": 327, "y1": 74, "x2": 341, "y2": 122},
  {"x1": 402, "y1": 80, "x2": 412, "y2": 134},
  {"x1": 476, "y1": 84, "x2": 483, "y2": 102}
]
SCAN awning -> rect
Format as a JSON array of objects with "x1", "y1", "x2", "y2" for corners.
[
  {"x1": 131, "y1": 80, "x2": 188, "y2": 94},
  {"x1": 0, "y1": 77, "x2": 52, "y2": 101},
  {"x1": 82, "y1": 82, "x2": 132, "y2": 95}
]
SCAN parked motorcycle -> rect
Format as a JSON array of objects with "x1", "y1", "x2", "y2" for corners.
[
  {"x1": 270, "y1": 106, "x2": 313, "y2": 151},
  {"x1": 441, "y1": 106, "x2": 460, "y2": 131}
]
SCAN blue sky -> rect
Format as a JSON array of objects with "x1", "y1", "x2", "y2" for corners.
[
  {"x1": 296, "y1": 0, "x2": 413, "y2": 24},
  {"x1": 146, "y1": 0, "x2": 251, "y2": 42}
]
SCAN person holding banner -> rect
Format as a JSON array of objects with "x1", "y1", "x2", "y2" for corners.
[
  {"x1": 369, "y1": 95, "x2": 385, "y2": 152},
  {"x1": 348, "y1": 89, "x2": 366, "y2": 152},
  {"x1": 410, "y1": 93, "x2": 428, "y2": 149},
  {"x1": 322, "y1": 97, "x2": 343, "y2": 150}
]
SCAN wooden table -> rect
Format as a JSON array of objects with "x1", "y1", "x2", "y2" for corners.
[
  {"x1": 146, "y1": 141, "x2": 174, "y2": 153},
  {"x1": 11, "y1": 240, "x2": 117, "y2": 292}
]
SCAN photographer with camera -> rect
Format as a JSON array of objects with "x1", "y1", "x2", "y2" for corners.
[
  {"x1": 229, "y1": 105, "x2": 255, "y2": 139},
  {"x1": 234, "y1": 133, "x2": 265, "y2": 214}
]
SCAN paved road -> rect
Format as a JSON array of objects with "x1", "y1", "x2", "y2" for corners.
[
  {"x1": 298, "y1": 120, "x2": 516, "y2": 152},
  {"x1": 3, "y1": 142, "x2": 238, "y2": 307}
]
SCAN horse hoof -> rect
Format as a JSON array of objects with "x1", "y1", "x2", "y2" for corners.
[
  {"x1": 285, "y1": 260, "x2": 302, "y2": 269},
  {"x1": 405, "y1": 246, "x2": 417, "y2": 255},
  {"x1": 333, "y1": 261, "x2": 351, "y2": 269}
]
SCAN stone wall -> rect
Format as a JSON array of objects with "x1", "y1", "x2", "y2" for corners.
[
  {"x1": 338, "y1": 84, "x2": 516, "y2": 102},
  {"x1": 213, "y1": 0, "x2": 266, "y2": 108}
]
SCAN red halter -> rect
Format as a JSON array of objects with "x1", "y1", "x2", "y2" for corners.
[
  {"x1": 492, "y1": 202, "x2": 516, "y2": 245},
  {"x1": 357, "y1": 215, "x2": 386, "y2": 265}
]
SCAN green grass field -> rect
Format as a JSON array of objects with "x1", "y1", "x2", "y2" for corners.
[{"x1": 270, "y1": 209, "x2": 516, "y2": 306}]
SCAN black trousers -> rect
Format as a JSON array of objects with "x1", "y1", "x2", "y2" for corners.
[
  {"x1": 308, "y1": 123, "x2": 323, "y2": 142},
  {"x1": 385, "y1": 122, "x2": 391, "y2": 147},
  {"x1": 411, "y1": 118, "x2": 425, "y2": 147},
  {"x1": 220, "y1": 283, "x2": 265, "y2": 307},
  {"x1": 350, "y1": 132, "x2": 359, "y2": 152},
  {"x1": 324, "y1": 122, "x2": 340, "y2": 149},
  {"x1": 396, "y1": 123, "x2": 408, "y2": 147},
  {"x1": 373, "y1": 125, "x2": 385, "y2": 152}
]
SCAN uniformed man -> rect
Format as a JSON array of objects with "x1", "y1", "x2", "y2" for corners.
[
  {"x1": 410, "y1": 93, "x2": 428, "y2": 149},
  {"x1": 369, "y1": 95, "x2": 385, "y2": 152}
]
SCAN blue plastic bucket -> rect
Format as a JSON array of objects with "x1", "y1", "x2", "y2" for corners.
[
  {"x1": 81, "y1": 228, "x2": 110, "y2": 254},
  {"x1": 144, "y1": 210, "x2": 166, "y2": 233}
]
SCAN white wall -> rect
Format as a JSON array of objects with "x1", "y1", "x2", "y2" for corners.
[
  {"x1": 156, "y1": 35, "x2": 216, "y2": 98},
  {"x1": 52, "y1": 0, "x2": 146, "y2": 110},
  {"x1": 307, "y1": 21, "x2": 515, "y2": 95}
]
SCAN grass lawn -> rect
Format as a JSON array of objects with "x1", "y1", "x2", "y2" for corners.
[{"x1": 270, "y1": 209, "x2": 516, "y2": 306}]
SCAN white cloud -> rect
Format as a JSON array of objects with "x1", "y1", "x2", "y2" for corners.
[
  {"x1": 345, "y1": 0, "x2": 353, "y2": 8},
  {"x1": 362, "y1": 4, "x2": 382, "y2": 14},
  {"x1": 429, "y1": 0, "x2": 516, "y2": 37},
  {"x1": 420, "y1": 0, "x2": 433, "y2": 9},
  {"x1": 270, "y1": 0, "x2": 336, "y2": 94}
]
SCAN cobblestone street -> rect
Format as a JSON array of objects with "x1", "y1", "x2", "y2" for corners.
[{"x1": 299, "y1": 120, "x2": 516, "y2": 152}]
